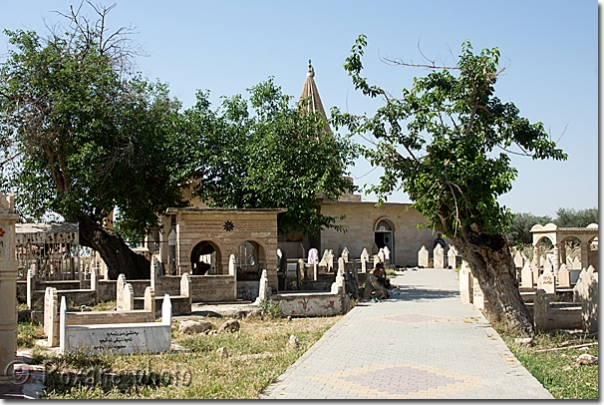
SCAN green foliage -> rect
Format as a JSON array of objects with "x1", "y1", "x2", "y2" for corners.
[
  {"x1": 507, "y1": 212, "x2": 553, "y2": 246},
  {"x1": 259, "y1": 298, "x2": 281, "y2": 319},
  {"x1": 332, "y1": 35, "x2": 567, "y2": 238},
  {"x1": 554, "y1": 207, "x2": 598, "y2": 228},
  {"x1": 183, "y1": 79, "x2": 358, "y2": 237},
  {"x1": 500, "y1": 330, "x2": 598, "y2": 399},
  {"x1": 18, "y1": 322, "x2": 44, "y2": 348},
  {"x1": 0, "y1": 6, "x2": 190, "y2": 240}
]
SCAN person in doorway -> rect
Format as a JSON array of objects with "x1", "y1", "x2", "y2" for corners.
[{"x1": 434, "y1": 233, "x2": 447, "y2": 249}]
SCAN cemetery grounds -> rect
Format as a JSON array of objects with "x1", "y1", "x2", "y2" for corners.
[{"x1": 18, "y1": 304, "x2": 341, "y2": 399}]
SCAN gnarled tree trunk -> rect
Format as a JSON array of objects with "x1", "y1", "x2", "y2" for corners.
[
  {"x1": 75, "y1": 214, "x2": 150, "y2": 280},
  {"x1": 452, "y1": 224, "x2": 534, "y2": 337}
]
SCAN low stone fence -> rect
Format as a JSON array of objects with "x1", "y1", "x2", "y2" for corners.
[
  {"x1": 461, "y1": 260, "x2": 598, "y2": 334},
  {"x1": 117, "y1": 274, "x2": 192, "y2": 316},
  {"x1": 256, "y1": 269, "x2": 350, "y2": 317},
  {"x1": 59, "y1": 294, "x2": 172, "y2": 355},
  {"x1": 533, "y1": 289, "x2": 582, "y2": 331}
]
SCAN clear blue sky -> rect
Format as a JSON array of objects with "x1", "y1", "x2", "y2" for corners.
[{"x1": 1, "y1": 1, "x2": 598, "y2": 219}]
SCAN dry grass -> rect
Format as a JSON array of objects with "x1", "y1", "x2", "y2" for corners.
[{"x1": 32, "y1": 315, "x2": 341, "y2": 399}]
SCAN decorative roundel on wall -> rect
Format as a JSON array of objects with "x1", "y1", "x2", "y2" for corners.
[{"x1": 223, "y1": 220, "x2": 234, "y2": 232}]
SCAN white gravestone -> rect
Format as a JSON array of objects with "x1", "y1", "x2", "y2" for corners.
[
  {"x1": 520, "y1": 261, "x2": 533, "y2": 289},
  {"x1": 557, "y1": 263, "x2": 571, "y2": 288},
  {"x1": 341, "y1": 247, "x2": 349, "y2": 263},
  {"x1": 257, "y1": 269, "x2": 271, "y2": 303},
  {"x1": 572, "y1": 257, "x2": 581, "y2": 270},
  {"x1": 418, "y1": 246, "x2": 429, "y2": 268},
  {"x1": 60, "y1": 294, "x2": 172, "y2": 355},
  {"x1": 459, "y1": 261, "x2": 472, "y2": 304},
  {"x1": 473, "y1": 277, "x2": 485, "y2": 310},
  {"x1": 433, "y1": 244, "x2": 445, "y2": 269},
  {"x1": 447, "y1": 246, "x2": 459, "y2": 269},
  {"x1": 513, "y1": 251, "x2": 524, "y2": 269},
  {"x1": 537, "y1": 264, "x2": 556, "y2": 295},
  {"x1": 573, "y1": 266, "x2": 597, "y2": 334}
]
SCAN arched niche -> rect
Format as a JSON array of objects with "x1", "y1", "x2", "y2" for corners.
[{"x1": 190, "y1": 240, "x2": 221, "y2": 275}]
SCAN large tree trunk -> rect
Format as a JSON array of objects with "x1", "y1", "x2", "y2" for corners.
[
  {"x1": 75, "y1": 214, "x2": 150, "y2": 280},
  {"x1": 452, "y1": 224, "x2": 534, "y2": 337}
]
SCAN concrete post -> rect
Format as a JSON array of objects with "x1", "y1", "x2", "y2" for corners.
[{"x1": 0, "y1": 193, "x2": 19, "y2": 381}]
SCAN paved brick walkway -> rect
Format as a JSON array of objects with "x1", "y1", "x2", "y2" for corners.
[{"x1": 260, "y1": 268, "x2": 553, "y2": 399}]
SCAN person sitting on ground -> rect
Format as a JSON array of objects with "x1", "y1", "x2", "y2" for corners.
[
  {"x1": 363, "y1": 264, "x2": 390, "y2": 300},
  {"x1": 374, "y1": 263, "x2": 399, "y2": 296}
]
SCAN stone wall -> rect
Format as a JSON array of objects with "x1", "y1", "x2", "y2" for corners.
[
  {"x1": 168, "y1": 208, "x2": 282, "y2": 292},
  {"x1": 320, "y1": 201, "x2": 434, "y2": 266}
]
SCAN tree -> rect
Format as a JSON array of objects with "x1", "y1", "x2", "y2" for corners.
[
  {"x1": 183, "y1": 78, "x2": 358, "y2": 237},
  {"x1": 554, "y1": 207, "x2": 598, "y2": 228},
  {"x1": 332, "y1": 35, "x2": 567, "y2": 336},
  {"x1": 0, "y1": 3, "x2": 190, "y2": 279},
  {"x1": 507, "y1": 212, "x2": 553, "y2": 246}
]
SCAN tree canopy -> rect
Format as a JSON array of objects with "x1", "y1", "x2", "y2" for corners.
[
  {"x1": 0, "y1": 4, "x2": 190, "y2": 278},
  {"x1": 333, "y1": 34, "x2": 567, "y2": 336},
  {"x1": 183, "y1": 78, "x2": 358, "y2": 238}
]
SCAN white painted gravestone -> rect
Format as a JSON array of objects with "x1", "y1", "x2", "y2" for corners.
[
  {"x1": 557, "y1": 263, "x2": 571, "y2": 288},
  {"x1": 418, "y1": 246, "x2": 429, "y2": 268},
  {"x1": 433, "y1": 244, "x2": 445, "y2": 268},
  {"x1": 459, "y1": 261, "x2": 472, "y2": 304},
  {"x1": 60, "y1": 294, "x2": 173, "y2": 355},
  {"x1": 520, "y1": 261, "x2": 533, "y2": 289}
]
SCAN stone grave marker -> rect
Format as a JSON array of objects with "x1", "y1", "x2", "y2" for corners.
[
  {"x1": 116, "y1": 274, "x2": 127, "y2": 310},
  {"x1": 257, "y1": 269, "x2": 270, "y2": 303},
  {"x1": 338, "y1": 257, "x2": 345, "y2": 275},
  {"x1": 383, "y1": 246, "x2": 390, "y2": 261},
  {"x1": 59, "y1": 294, "x2": 173, "y2": 355},
  {"x1": 537, "y1": 263, "x2": 556, "y2": 295},
  {"x1": 557, "y1": 263, "x2": 571, "y2": 288},
  {"x1": 533, "y1": 289, "x2": 550, "y2": 331},
  {"x1": 377, "y1": 248, "x2": 385, "y2": 264},
  {"x1": 360, "y1": 248, "x2": 369, "y2": 273},
  {"x1": 418, "y1": 246, "x2": 429, "y2": 268},
  {"x1": 572, "y1": 257, "x2": 581, "y2": 270},
  {"x1": 459, "y1": 260, "x2": 472, "y2": 304},
  {"x1": 341, "y1": 247, "x2": 349, "y2": 263},
  {"x1": 447, "y1": 245, "x2": 459, "y2": 269},
  {"x1": 513, "y1": 251, "x2": 524, "y2": 269},
  {"x1": 473, "y1": 277, "x2": 484, "y2": 310},
  {"x1": 433, "y1": 244, "x2": 445, "y2": 268},
  {"x1": 520, "y1": 261, "x2": 533, "y2": 289}
]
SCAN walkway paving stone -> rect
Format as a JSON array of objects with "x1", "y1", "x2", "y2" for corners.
[{"x1": 260, "y1": 268, "x2": 553, "y2": 399}]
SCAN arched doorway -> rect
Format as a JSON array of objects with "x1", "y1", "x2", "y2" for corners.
[
  {"x1": 236, "y1": 241, "x2": 266, "y2": 281},
  {"x1": 190, "y1": 241, "x2": 221, "y2": 275},
  {"x1": 374, "y1": 219, "x2": 394, "y2": 263}
]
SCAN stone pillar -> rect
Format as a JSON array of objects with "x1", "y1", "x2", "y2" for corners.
[
  {"x1": 580, "y1": 244, "x2": 590, "y2": 271},
  {"x1": 559, "y1": 244, "x2": 567, "y2": 270},
  {"x1": 0, "y1": 193, "x2": 19, "y2": 381},
  {"x1": 532, "y1": 246, "x2": 540, "y2": 285},
  {"x1": 150, "y1": 256, "x2": 158, "y2": 294},
  {"x1": 552, "y1": 244, "x2": 560, "y2": 274},
  {"x1": 228, "y1": 254, "x2": 237, "y2": 300}
]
